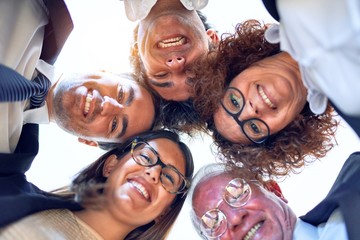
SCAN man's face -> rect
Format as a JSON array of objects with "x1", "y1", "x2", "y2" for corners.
[
  {"x1": 192, "y1": 173, "x2": 296, "y2": 240},
  {"x1": 49, "y1": 72, "x2": 155, "y2": 144},
  {"x1": 137, "y1": 0, "x2": 215, "y2": 101}
]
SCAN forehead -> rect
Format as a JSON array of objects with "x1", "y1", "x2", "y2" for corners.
[
  {"x1": 192, "y1": 173, "x2": 232, "y2": 213},
  {"x1": 147, "y1": 138, "x2": 186, "y2": 174},
  {"x1": 150, "y1": 83, "x2": 192, "y2": 101},
  {"x1": 64, "y1": 72, "x2": 136, "y2": 85}
]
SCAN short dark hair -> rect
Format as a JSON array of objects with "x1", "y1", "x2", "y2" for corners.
[
  {"x1": 159, "y1": 99, "x2": 206, "y2": 135},
  {"x1": 96, "y1": 72, "x2": 162, "y2": 150},
  {"x1": 128, "y1": 11, "x2": 217, "y2": 136}
]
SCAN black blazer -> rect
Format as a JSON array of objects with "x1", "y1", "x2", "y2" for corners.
[
  {"x1": 41, "y1": 0, "x2": 74, "y2": 65},
  {"x1": 0, "y1": 124, "x2": 82, "y2": 227},
  {"x1": 262, "y1": 0, "x2": 280, "y2": 21},
  {"x1": 0, "y1": 173, "x2": 82, "y2": 227},
  {"x1": 301, "y1": 152, "x2": 360, "y2": 240}
]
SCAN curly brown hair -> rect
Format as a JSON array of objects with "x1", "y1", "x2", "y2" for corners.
[{"x1": 191, "y1": 20, "x2": 338, "y2": 177}]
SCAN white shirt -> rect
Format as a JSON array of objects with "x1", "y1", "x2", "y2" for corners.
[
  {"x1": 0, "y1": 0, "x2": 54, "y2": 153},
  {"x1": 121, "y1": 0, "x2": 209, "y2": 21},
  {"x1": 264, "y1": 0, "x2": 360, "y2": 116},
  {"x1": 293, "y1": 209, "x2": 348, "y2": 240}
]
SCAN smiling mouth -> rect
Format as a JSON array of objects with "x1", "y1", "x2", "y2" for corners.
[
  {"x1": 258, "y1": 85, "x2": 276, "y2": 109},
  {"x1": 84, "y1": 91, "x2": 93, "y2": 116},
  {"x1": 243, "y1": 222, "x2": 263, "y2": 240},
  {"x1": 158, "y1": 36, "x2": 186, "y2": 48},
  {"x1": 129, "y1": 180, "x2": 150, "y2": 201}
]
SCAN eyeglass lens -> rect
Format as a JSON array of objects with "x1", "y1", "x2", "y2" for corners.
[
  {"x1": 222, "y1": 88, "x2": 269, "y2": 143},
  {"x1": 132, "y1": 141, "x2": 186, "y2": 194},
  {"x1": 200, "y1": 178, "x2": 251, "y2": 238}
]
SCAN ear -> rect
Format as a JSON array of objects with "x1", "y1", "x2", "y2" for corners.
[
  {"x1": 206, "y1": 29, "x2": 219, "y2": 45},
  {"x1": 103, "y1": 154, "x2": 118, "y2": 177},
  {"x1": 263, "y1": 180, "x2": 288, "y2": 203},
  {"x1": 78, "y1": 137, "x2": 98, "y2": 147}
]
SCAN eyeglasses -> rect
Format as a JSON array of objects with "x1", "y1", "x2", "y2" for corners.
[
  {"x1": 131, "y1": 139, "x2": 190, "y2": 195},
  {"x1": 220, "y1": 87, "x2": 270, "y2": 144},
  {"x1": 199, "y1": 178, "x2": 252, "y2": 239}
]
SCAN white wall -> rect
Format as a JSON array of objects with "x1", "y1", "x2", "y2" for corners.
[{"x1": 26, "y1": 1, "x2": 360, "y2": 239}]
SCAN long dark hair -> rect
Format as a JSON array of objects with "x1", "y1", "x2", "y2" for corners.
[{"x1": 72, "y1": 129, "x2": 194, "y2": 240}]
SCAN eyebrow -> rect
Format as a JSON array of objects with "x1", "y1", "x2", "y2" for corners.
[
  {"x1": 117, "y1": 115, "x2": 128, "y2": 139},
  {"x1": 126, "y1": 87, "x2": 135, "y2": 106},
  {"x1": 148, "y1": 79, "x2": 174, "y2": 88}
]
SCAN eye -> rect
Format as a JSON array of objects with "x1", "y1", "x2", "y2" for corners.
[
  {"x1": 248, "y1": 120, "x2": 262, "y2": 134},
  {"x1": 229, "y1": 93, "x2": 242, "y2": 109},
  {"x1": 162, "y1": 172, "x2": 175, "y2": 184},
  {"x1": 135, "y1": 147, "x2": 156, "y2": 165},
  {"x1": 138, "y1": 153, "x2": 153, "y2": 164},
  {"x1": 118, "y1": 85, "x2": 124, "y2": 103},
  {"x1": 153, "y1": 72, "x2": 168, "y2": 79},
  {"x1": 111, "y1": 117, "x2": 118, "y2": 133}
]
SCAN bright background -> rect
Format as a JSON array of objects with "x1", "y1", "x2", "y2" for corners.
[{"x1": 26, "y1": 1, "x2": 360, "y2": 239}]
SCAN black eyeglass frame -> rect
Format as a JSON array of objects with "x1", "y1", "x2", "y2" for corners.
[
  {"x1": 130, "y1": 139, "x2": 191, "y2": 195},
  {"x1": 220, "y1": 87, "x2": 270, "y2": 144},
  {"x1": 199, "y1": 178, "x2": 253, "y2": 239}
]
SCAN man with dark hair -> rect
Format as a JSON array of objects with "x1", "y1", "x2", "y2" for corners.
[
  {"x1": 124, "y1": 0, "x2": 218, "y2": 134},
  {"x1": 0, "y1": 0, "x2": 159, "y2": 154},
  {"x1": 125, "y1": 0, "x2": 218, "y2": 101}
]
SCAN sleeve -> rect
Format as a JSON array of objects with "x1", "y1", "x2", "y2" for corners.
[{"x1": 122, "y1": 0, "x2": 157, "y2": 21}]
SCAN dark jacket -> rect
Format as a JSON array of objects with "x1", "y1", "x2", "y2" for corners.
[{"x1": 301, "y1": 152, "x2": 360, "y2": 240}]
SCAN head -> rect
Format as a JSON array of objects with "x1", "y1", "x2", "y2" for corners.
[
  {"x1": 132, "y1": 0, "x2": 219, "y2": 101},
  {"x1": 192, "y1": 20, "x2": 337, "y2": 176},
  {"x1": 214, "y1": 52, "x2": 307, "y2": 144},
  {"x1": 190, "y1": 164, "x2": 296, "y2": 240},
  {"x1": 72, "y1": 130, "x2": 194, "y2": 239},
  {"x1": 47, "y1": 71, "x2": 157, "y2": 147}
]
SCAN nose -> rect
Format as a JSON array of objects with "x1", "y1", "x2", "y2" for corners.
[
  {"x1": 226, "y1": 208, "x2": 249, "y2": 234},
  {"x1": 100, "y1": 96, "x2": 124, "y2": 116},
  {"x1": 238, "y1": 100, "x2": 259, "y2": 120},
  {"x1": 165, "y1": 56, "x2": 185, "y2": 71},
  {"x1": 145, "y1": 165, "x2": 162, "y2": 184}
]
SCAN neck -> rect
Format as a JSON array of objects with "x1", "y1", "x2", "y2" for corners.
[{"x1": 74, "y1": 209, "x2": 136, "y2": 240}]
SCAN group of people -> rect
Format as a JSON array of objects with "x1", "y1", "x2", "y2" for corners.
[{"x1": 0, "y1": 0, "x2": 359, "y2": 239}]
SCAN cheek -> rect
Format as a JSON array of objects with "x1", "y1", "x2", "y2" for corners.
[
  {"x1": 214, "y1": 108, "x2": 227, "y2": 130},
  {"x1": 157, "y1": 192, "x2": 176, "y2": 210},
  {"x1": 108, "y1": 159, "x2": 135, "y2": 181}
]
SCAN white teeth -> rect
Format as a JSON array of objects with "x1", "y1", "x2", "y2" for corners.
[
  {"x1": 158, "y1": 37, "x2": 186, "y2": 48},
  {"x1": 84, "y1": 93, "x2": 93, "y2": 114},
  {"x1": 258, "y1": 86, "x2": 276, "y2": 109},
  {"x1": 162, "y1": 37, "x2": 182, "y2": 43},
  {"x1": 243, "y1": 223, "x2": 261, "y2": 240},
  {"x1": 130, "y1": 180, "x2": 150, "y2": 200}
]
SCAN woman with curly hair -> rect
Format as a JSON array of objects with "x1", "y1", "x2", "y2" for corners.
[{"x1": 191, "y1": 20, "x2": 338, "y2": 177}]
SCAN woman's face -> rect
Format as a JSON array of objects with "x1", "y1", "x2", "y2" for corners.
[
  {"x1": 214, "y1": 52, "x2": 307, "y2": 144},
  {"x1": 102, "y1": 137, "x2": 187, "y2": 227}
]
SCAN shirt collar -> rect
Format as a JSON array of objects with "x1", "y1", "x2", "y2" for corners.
[{"x1": 293, "y1": 218, "x2": 318, "y2": 240}]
